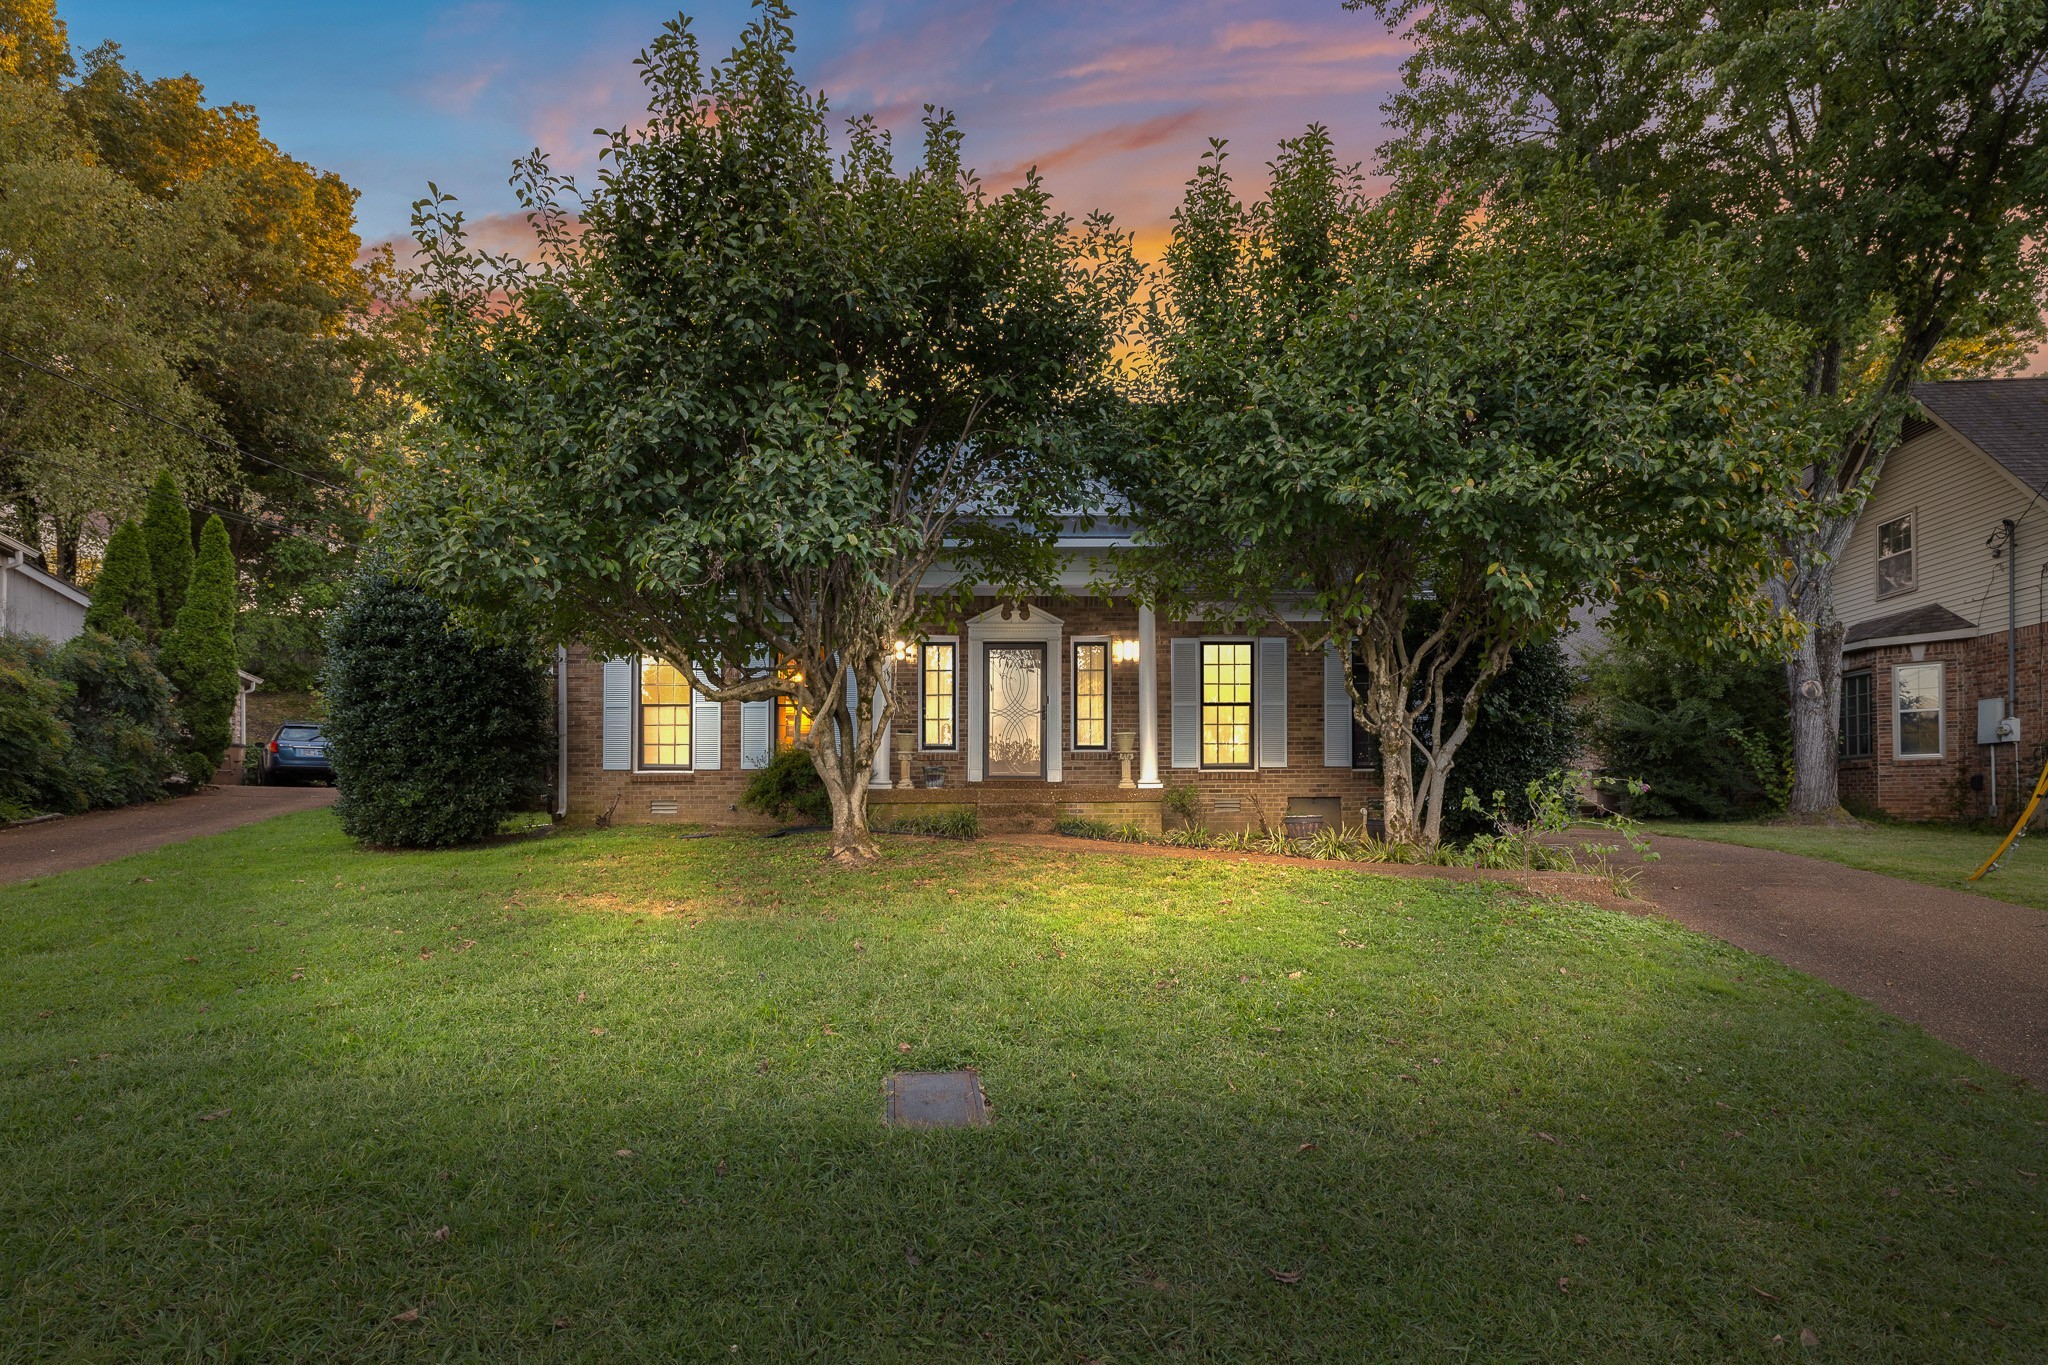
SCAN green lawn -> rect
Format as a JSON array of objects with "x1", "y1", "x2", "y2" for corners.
[
  {"x1": 1652, "y1": 819, "x2": 2048, "y2": 914},
  {"x1": 4, "y1": 815, "x2": 2044, "y2": 1362}
]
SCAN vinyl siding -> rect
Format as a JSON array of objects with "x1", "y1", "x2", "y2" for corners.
[{"x1": 1836, "y1": 425, "x2": 2042, "y2": 638}]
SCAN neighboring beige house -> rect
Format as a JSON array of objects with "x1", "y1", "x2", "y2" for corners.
[
  {"x1": 0, "y1": 528, "x2": 89, "y2": 643},
  {"x1": 1836, "y1": 377, "x2": 2048, "y2": 821}
]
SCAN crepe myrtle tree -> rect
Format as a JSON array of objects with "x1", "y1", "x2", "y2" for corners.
[
  {"x1": 1119, "y1": 133, "x2": 1813, "y2": 849},
  {"x1": 378, "y1": 4, "x2": 1139, "y2": 864}
]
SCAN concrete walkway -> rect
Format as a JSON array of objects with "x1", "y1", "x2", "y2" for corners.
[
  {"x1": 1623, "y1": 834, "x2": 2048, "y2": 1081},
  {"x1": 0, "y1": 785, "x2": 336, "y2": 886}
]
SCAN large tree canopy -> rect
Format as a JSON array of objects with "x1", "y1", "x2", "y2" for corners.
[
  {"x1": 1122, "y1": 133, "x2": 1812, "y2": 847},
  {"x1": 1353, "y1": 0, "x2": 2048, "y2": 818},
  {"x1": 381, "y1": 3, "x2": 1139, "y2": 862}
]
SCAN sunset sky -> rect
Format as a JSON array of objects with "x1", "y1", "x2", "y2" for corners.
[{"x1": 60, "y1": 1, "x2": 1410, "y2": 260}]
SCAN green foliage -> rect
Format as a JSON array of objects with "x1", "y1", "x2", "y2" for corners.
[
  {"x1": 80, "y1": 520, "x2": 155, "y2": 639},
  {"x1": 1160, "y1": 783, "x2": 1202, "y2": 823},
  {"x1": 48, "y1": 628, "x2": 179, "y2": 808},
  {"x1": 0, "y1": 632, "x2": 74, "y2": 819},
  {"x1": 1456, "y1": 771, "x2": 1658, "y2": 878},
  {"x1": 1441, "y1": 636, "x2": 1583, "y2": 839},
  {"x1": 140, "y1": 470, "x2": 191, "y2": 626},
  {"x1": 322, "y1": 573, "x2": 553, "y2": 848},
  {"x1": 1124, "y1": 137, "x2": 1811, "y2": 847},
  {"x1": 237, "y1": 535, "x2": 354, "y2": 692},
  {"x1": 382, "y1": 4, "x2": 1140, "y2": 858},
  {"x1": 158, "y1": 514, "x2": 238, "y2": 777},
  {"x1": 738, "y1": 746, "x2": 832, "y2": 827},
  {"x1": 875, "y1": 808, "x2": 980, "y2": 839},
  {"x1": 1584, "y1": 634, "x2": 1791, "y2": 820}
]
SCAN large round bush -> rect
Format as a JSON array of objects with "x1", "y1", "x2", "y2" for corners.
[{"x1": 323, "y1": 574, "x2": 553, "y2": 848}]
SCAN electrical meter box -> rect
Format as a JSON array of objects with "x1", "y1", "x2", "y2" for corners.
[
  {"x1": 1977, "y1": 698, "x2": 2009, "y2": 745},
  {"x1": 1998, "y1": 716, "x2": 2022, "y2": 745}
]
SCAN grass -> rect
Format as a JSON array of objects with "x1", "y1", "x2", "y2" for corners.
[
  {"x1": 1652, "y1": 818, "x2": 2048, "y2": 914},
  {"x1": 3, "y1": 815, "x2": 2044, "y2": 1362}
]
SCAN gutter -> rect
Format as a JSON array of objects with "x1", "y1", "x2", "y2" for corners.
[{"x1": 555, "y1": 646, "x2": 570, "y2": 818}]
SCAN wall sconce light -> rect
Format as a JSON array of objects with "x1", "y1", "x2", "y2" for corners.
[
  {"x1": 1111, "y1": 637, "x2": 1141, "y2": 665},
  {"x1": 891, "y1": 639, "x2": 914, "y2": 662}
]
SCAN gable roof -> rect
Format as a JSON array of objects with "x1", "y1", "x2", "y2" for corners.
[{"x1": 1912, "y1": 377, "x2": 2048, "y2": 496}]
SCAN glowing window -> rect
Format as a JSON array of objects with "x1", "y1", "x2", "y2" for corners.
[
  {"x1": 922, "y1": 642, "x2": 956, "y2": 749},
  {"x1": 639, "y1": 657, "x2": 691, "y2": 769},
  {"x1": 1201, "y1": 642, "x2": 1253, "y2": 768},
  {"x1": 1073, "y1": 641, "x2": 1108, "y2": 750}
]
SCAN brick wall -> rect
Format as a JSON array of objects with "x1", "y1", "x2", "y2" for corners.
[
  {"x1": 565, "y1": 594, "x2": 1385, "y2": 831},
  {"x1": 1837, "y1": 622, "x2": 2048, "y2": 823}
]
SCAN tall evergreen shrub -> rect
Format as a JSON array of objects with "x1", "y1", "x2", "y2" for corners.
[
  {"x1": 50, "y1": 631, "x2": 181, "y2": 808},
  {"x1": 158, "y1": 514, "x2": 240, "y2": 780},
  {"x1": 323, "y1": 574, "x2": 553, "y2": 848},
  {"x1": 142, "y1": 470, "x2": 194, "y2": 628},
  {"x1": 1441, "y1": 637, "x2": 1584, "y2": 838},
  {"x1": 1585, "y1": 636, "x2": 1790, "y2": 820},
  {"x1": 81, "y1": 522, "x2": 157, "y2": 639}
]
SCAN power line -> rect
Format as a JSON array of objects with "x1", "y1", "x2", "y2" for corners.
[{"x1": 0, "y1": 344, "x2": 356, "y2": 495}]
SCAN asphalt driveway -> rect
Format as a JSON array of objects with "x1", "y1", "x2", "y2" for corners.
[
  {"x1": 0, "y1": 785, "x2": 336, "y2": 886},
  {"x1": 1629, "y1": 833, "x2": 2048, "y2": 1082}
]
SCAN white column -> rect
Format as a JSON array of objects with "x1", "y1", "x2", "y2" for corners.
[
  {"x1": 869, "y1": 675, "x2": 892, "y2": 788},
  {"x1": 1137, "y1": 604, "x2": 1161, "y2": 788}
]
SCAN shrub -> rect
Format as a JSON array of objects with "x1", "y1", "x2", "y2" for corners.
[
  {"x1": 1584, "y1": 635, "x2": 1789, "y2": 820},
  {"x1": 81, "y1": 521, "x2": 157, "y2": 640},
  {"x1": 159, "y1": 515, "x2": 240, "y2": 780},
  {"x1": 49, "y1": 630, "x2": 181, "y2": 809},
  {"x1": 1056, "y1": 815, "x2": 1119, "y2": 840},
  {"x1": 1441, "y1": 636, "x2": 1583, "y2": 839},
  {"x1": 739, "y1": 745, "x2": 831, "y2": 826},
  {"x1": 323, "y1": 574, "x2": 554, "y2": 848},
  {"x1": 0, "y1": 634, "x2": 78, "y2": 819},
  {"x1": 142, "y1": 471, "x2": 194, "y2": 628}
]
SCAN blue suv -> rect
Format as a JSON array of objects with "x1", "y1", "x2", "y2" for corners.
[{"x1": 257, "y1": 722, "x2": 333, "y2": 785}]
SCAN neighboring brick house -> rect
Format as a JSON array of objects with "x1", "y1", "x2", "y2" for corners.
[
  {"x1": 1836, "y1": 377, "x2": 2048, "y2": 821},
  {"x1": 553, "y1": 525, "x2": 1383, "y2": 833}
]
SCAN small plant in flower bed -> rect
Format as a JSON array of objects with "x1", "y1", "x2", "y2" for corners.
[
  {"x1": 876, "y1": 808, "x2": 980, "y2": 839},
  {"x1": 1457, "y1": 772, "x2": 1656, "y2": 877}
]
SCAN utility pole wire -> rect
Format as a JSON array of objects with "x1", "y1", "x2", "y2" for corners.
[{"x1": 0, "y1": 345, "x2": 357, "y2": 495}]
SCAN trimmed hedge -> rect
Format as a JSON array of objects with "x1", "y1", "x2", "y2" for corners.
[
  {"x1": 142, "y1": 470, "x2": 194, "y2": 628},
  {"x1": 323, "y1": 574, "x2": 553, "y2": 848},
  {"x1": 0, "y1": 630, "x2": 181, "y2": 819},
  {"x1": 738, "y1": 744, "x2": 831, "y2": 826}
]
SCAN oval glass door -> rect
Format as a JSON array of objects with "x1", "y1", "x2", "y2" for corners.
[{"x1": 985, "y1": 644, "x2": 1045, "y2": 778}]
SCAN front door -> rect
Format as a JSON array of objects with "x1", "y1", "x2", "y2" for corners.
[{"x1": 984, "y1": 643, "x2": 1046, "y2": 778}]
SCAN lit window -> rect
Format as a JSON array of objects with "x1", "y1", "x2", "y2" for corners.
[
  {"x1": 1073, "y1": 641, "x2": 1108, "y2": 750},
  {"x1": 1877, "y1": 514, "x2": 1915, "y2": 597},
  {"x1": 1894, "y1": 663, "x2": 1943, "y2": 758},
  {"x1": 922, "y1": 642, "x2": 956, "y2": 749},
  {"x1": 1840, "y1": 671, "x2": 1873, "y2": 760},
  {"x1": 639, "y1": 657, "x2": 691, "y2": 769},
  {"x1": 1201, "y1": 642, "x2": 1253, "y2": 768}
]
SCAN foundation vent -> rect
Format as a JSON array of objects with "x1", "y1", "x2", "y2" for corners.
[
  {"x1": 649, "y1": 799, "x2": 679, "y2": 817},
  {"x1": 1212, "y1": 798, "x2": 1242, "y2": 813}
]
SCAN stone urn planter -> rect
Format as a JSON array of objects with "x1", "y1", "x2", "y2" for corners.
[{"x1": 1113, "y1": 730, "x2": 1137, "y2": 790}]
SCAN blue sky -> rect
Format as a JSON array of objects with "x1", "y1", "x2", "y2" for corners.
[{"x1": 61, "y1": 1, "x2": 1408, "y2": 256}]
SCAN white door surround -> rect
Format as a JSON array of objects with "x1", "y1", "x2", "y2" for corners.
[{"x1": 965, "y1": 605, "x2": 1064, "y2": 783}]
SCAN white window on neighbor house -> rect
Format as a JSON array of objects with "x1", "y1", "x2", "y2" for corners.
[
  {"x1": 1877, "y1": 513, "x2": 1915, "y2": 598},
  {"x1": 638, "y1": 656, "x2": 692, "y2": 770},
  {"x1": 1840, "y1": 670, "x2": 1874, "y2": 760},
  {"x1": 1893, "y1": 662, "x2": 1943, "y2": 758}
]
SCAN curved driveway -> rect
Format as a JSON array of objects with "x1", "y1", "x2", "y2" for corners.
[
  {"x1": 1631, "y1": 834, "x2": 2048, "y2": 1081},
  {"x1": 0, "y1": 785, "x2": 335, "y2": 886}
]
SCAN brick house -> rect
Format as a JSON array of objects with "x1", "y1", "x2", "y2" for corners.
[
  {"x1": 552, "y1": 524, "x2": 1382, "y2": 833},
  {"x1": 1836, "y1": 377, "x2": 2048, "y2": 821}
]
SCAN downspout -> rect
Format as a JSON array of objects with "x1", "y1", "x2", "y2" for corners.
[
  {"x1": 555, "y1": 646, "x2": 570, "y2": 819},
  {"x1": 2007, "y1": 521, "x2": 2020, "y2": 810}
]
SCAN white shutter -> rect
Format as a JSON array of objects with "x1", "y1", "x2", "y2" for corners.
[
  {"x1": 1170, "y1": 638, "x2": 1200, "y2": 769},
  {"x1": 1323, "y1": 641, "x2": 1352, "y2": 768},
  {"x1": 691, "y1": 673, "x2": 722, "y2": 771},
  {"x1": 602, "y1": 658, "x2": 632, "y2": 771},
  {"x1": 1257, "y1": 637, "x2": 1287, "y2": 769},
  {"x1": 740, "y1": 701, "x2": 772, "y2": 769}
]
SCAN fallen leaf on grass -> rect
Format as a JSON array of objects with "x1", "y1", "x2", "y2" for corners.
[
  {"x1": 616, "y1": 1149, "x2": 634, "y2": 1159},
  {"x1": 1799, "y1": 1328, "x2": 1819, "y2": 1348},
  {"x1": 1726, "y1": 1130, "x2": 1747, "y2": 1139},
  {"x1": 822, "y1": 1026, "x2": 838, "y2": 1036},
  {"x1": 1535, "y1": 1132, "x2": 1560, "y2": 1145},
  {"x1": 1287, "y1": 970, "x2": 1303, "y2": 980},
  {"x1": 897, "y1": 1042, "x2": 912, "y2": 1054},
  {"x1": 1297, "y1": 1142, "x2": 1317, "y2": 1153},
  {"x1": 577, "y1": 991, "x2": 587, "y2": 1003},
  {"x1": 430, "y1": 1226, "x2": 450, "y2": 1242},
  {"x1": 1266, "y1": 1269, "x2": 1303, "y2": 1285},
  {"x1": 756, "y1": 1060, "x2": 771, "y2": 1074},
  {"x1": 715, "y1": 1159, "x2": 727, "y2": 1178},
  {"x1": 1557, "y1": 1277, "x2": 1570, "y2": 1294},
  {"x1": 904, "y1": 1247, "x2": 921, "y2": 1267},
  {"x1": 198, "y1": 1109, "x2": 229, "y2": 1122},
  {"x1": 1572, "y1": 1235, "x2": 1588, "y2": 1246},
  {"x1": 182, "y1": 956, "x2": 197, "y2": 964},
  {"x1": 552, "y1": 1317, "x2": 569, "y2": 1330},
  {"x1": 391, "y1": 1308, "x2": 420, "y2": 1324},
  {"x1": 1750, "y1": 1285, "x2": 1779, "y2": 1301},
  {"x1": 289, "y1": 972, "x2": 304, "y2": 981},
  {"x1": 1397, "y1": 1074, "x2": 1418, "y2": 1083},
  {"x1": 589, "y1": 1027, "x2": 606, "y2": 1036}
]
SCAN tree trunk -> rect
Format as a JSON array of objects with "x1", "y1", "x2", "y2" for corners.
[
  {"x1": 1774, "y1": 512, "x2": 1857, "y2": 823},
  {"x1": 807, "y1": 661, "x2": 888, "y2": 865},
  {"x1": 1354, "y1": 636, "x2": 1423, "y2": 847}
]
